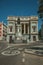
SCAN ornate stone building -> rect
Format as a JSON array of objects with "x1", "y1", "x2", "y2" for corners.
[{"x1": 7, "y1": 16, "x2": 38, "y2": 43}]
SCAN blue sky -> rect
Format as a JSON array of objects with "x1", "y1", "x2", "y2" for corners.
[{"x1": 0, "y1": 0, "x2": 42, "y2": 30}]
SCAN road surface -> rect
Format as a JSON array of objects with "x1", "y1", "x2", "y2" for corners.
[{"x1": 0, "y1": 50, "x2": 43, "y2": 65}]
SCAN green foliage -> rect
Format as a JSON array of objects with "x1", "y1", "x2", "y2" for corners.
[
  {"x1": 38, "y1": 29, "x2": 42, "y2": 40},
  {"x1": 38, "y1": 0, "x2": 43, "y2": 18}
]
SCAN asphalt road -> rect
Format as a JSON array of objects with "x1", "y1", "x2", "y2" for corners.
[
  {"x1": 0, "y1": 41, "x2": 43, "y2": 65},
  {"x1": 0, "y1": 50, "x2": 43, "y2": 65},
  {"x1": 0, "y1": 41, "x2": 8, "y2": 51}
]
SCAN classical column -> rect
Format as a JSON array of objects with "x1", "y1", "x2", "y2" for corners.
[
  {"x1": 14, "y1": 23, "x2": 15, "y2": 33},
  {"x1": 24, "y1": 23, "x2": 25, "y2": 34},
  {"x1": 21, "y1": 24, "x2": 22, "y2": 34},
  {"x1": 29, "y1": 21, "x2": 31, "y2": 41},
  {"x1": 28, "y1": 24, "x2": 29, "y2": 34}
]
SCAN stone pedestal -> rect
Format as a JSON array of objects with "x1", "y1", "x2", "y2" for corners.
[
  {"x1": 16, "y1": 24, "x2": 22, "y2": 39},
  {"x1": 15, "y1": 24, "x2": 22, "y2": 43}
]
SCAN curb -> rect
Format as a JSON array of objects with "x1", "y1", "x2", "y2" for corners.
[{"x1": 24, "y1": 49, "x2": 43, "y2": 57}]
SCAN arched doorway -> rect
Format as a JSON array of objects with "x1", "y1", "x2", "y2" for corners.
[{"x1": 9, "y1": 36, "x2": 12, "y2": 43}]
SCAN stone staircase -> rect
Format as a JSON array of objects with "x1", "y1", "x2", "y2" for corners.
[{"x1": 14, "y1": 40, "x2": 23, "y2": 43}]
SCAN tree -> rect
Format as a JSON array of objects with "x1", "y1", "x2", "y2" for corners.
[
  {"x1": 38, "y1": 29, "x2": 41, "y2": 40},
  {"x1": 38, "y1": 0, "x2": 43, "y2": 18},
  {"x1": 38, "y1": 0, "x2": 43, "y2": 40}
]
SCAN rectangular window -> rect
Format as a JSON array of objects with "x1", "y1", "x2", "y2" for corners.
[
  {"x1": 0, "y1": 34, "x2": 1, "y2": 36},
  {"x1": 0, "y1": 24, "x2": 2, "y2": 27},
  {"x1": 0, "y1": 31, "x2": 1, "y2": 33},
  {"x1": 32, "y1": 26, "x2": 36, "y2": 32},
  {"x1": 9, "y1": 26, "x2": 13, "y2": 32},
  {"x1": 0, "y1": 28, "x2": 2, "y2": 30}
]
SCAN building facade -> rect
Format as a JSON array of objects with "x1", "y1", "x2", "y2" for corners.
[
  {"x1": 0, "y1": 22, "x2": 7, "y2": 40},
  {"x1": 7, "y1": 16, "x2": 38, "y2": 43}
]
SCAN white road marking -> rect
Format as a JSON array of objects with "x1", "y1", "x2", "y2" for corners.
[{"x1": 22, "y1": 58, "x2": 25, "y2": 62}]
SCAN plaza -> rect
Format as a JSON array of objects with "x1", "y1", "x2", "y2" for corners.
[
  {"x1": 0, "y1": 41, "x2": 43, "y2": 65},
  {"x1": 0, "y1": 52, "x2": 43, "y2": 65},
  {"x1": 0, "y1": 0, "x2": 43, "y2": 65}
]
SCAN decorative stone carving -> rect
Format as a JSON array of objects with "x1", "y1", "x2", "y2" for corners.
[{"x1": 17, "y1": 17, "x2": 20, "y2": 24}]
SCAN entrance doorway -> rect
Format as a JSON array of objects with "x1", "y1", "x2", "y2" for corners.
[
  {"x1": 33, "y1": 36, "x2": 36, "y2": 41},
  {"x1": 9, "y1": 36, "x2": 12, "y2": 43}
]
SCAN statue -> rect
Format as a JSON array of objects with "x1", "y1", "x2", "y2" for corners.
[{"x1": 17, "y1": 17, "x2": 20, "y2": 24}]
